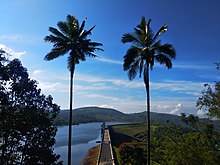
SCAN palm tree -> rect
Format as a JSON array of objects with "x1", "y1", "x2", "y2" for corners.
[
  {"x1": 44, "y1": 15, "x2": 103, "y2": 165},
  {"x1": 121, "y1": 17, "x2": 176, "y2": 165}
]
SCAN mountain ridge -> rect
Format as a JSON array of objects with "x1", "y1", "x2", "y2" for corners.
[{"x1": 54, "y1": 106, "x2": 185, "y2": 126}]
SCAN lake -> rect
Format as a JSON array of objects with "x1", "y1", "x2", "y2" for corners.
[{"x1": 54, "y1": 122, "x2": 119, "y2": 165}]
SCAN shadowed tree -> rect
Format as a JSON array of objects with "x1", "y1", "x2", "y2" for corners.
[
  {"x1": 0, "y1": 59, "x2": 61, "y2": 164},
  {"x1": 44, "y1": 15, "x2": 103, "y2": 165},
  {"x1": 121, "y1": 17, "x2": 176, "y2": 165}
]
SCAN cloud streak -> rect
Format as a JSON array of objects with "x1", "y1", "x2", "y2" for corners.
[
  {"x1": 95, "y1": 56, "x2": 122, "y2": 65},
  {"x1": 29, "y1": 69, "x2": 207, "y2": 115}
]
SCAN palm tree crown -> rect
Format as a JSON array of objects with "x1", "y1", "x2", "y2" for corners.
[
  {"x1": 44, "y1": 15, "x2": 103, "y2": 72},
  {"x1": 122, "y1": 17, "x2": 176, "y2": 79}
]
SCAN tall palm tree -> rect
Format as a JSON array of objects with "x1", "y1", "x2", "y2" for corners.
[
  {"x1": 44, "y1": 15, "x2": 103, "y2": 165},
  {"x1": 121, "y1": 17, "x2": 176, "y2": 165}
]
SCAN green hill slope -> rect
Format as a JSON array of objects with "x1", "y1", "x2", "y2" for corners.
[{"x1": 54, "y1": 107, "x2": 184, "y2": 126}]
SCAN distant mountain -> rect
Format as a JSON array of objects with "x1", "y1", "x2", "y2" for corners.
[{"x1": 54, "y1": 107, "x2": 185, "y2": 126}]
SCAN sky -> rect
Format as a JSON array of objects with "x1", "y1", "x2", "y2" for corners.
[{"x1": 0, "y1": 0, "x2": 220, "y2": 116}]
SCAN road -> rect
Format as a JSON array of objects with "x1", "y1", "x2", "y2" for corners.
[{"x1": 99, "y1": 128, "x2": 114, "y2": 165}]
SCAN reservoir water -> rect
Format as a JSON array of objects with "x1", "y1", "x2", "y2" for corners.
[{"x1": 54, "y1": 122, "x2": 118, "y2": 165}]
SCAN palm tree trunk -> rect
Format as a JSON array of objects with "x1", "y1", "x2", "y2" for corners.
[
  {"x1": 144, "y1": 62, "x2": 150, "y2": 165},
  {"x1": 68, "y1": 65, "x2": 75, "y2": 165}
]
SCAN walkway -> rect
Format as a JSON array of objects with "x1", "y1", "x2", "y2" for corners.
[{"x1": 98, "y1": 127, "x2": 114, "y2": 165}]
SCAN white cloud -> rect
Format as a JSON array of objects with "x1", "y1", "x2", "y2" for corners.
[
  {"x1": 75, "y1": 73, "x2": 206, "y2": 97},
  {"x1": 196, "y1": 110, "x2": 207, "y2": 118},
  {"x1": 37, "y1": 80, "x2": 68, "y2": 93},
  {"x1": 113, "y1": 79, "x2": 144, "y2": 88},
  {"x1": 151, "y1": 80, "x2": 205, "y2": 96},
  {"x1": 33, "y1": 70, "x2": 45, "y2": 75},
  {"x1": 28, "y1": 70, "x2": 206, "y2": 115},
  {"x1": 75, "y1": 84, "x2": 115, "y2": 91},
  {"x1": 154, "y1": 62, "x2": 214, "y2": 70},
  {"x1": 0, "y1": 34, "x2": 37, "y2": 43},
  {"x1": 0, "y1": 35, "x2": 24, "y2": 43},
  {"x1": 96, "y1": 56, "x2": 122, "y2": 65},
  {"x1": 76, "y1": 73, "x2": 206, "y2": 96},
  {"x1": 173, "y1": 63, "x2": 214, "y2": 70},
  {"x1": 0, "y1": 44, "x2": 26, "y2": 60},
  {"x1": 169, "y1": 103, "x2": 183, "y2": 115}
]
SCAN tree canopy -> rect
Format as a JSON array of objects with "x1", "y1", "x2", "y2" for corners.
[
  {"x1": 0, "y1": 51, "x2": 62, "y2": 164},
  {"x1": 196, "y1": 80, "x2": 220, "y2": 119}
]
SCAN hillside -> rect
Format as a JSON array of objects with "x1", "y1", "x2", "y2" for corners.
[{"x1": 54, "y1": 107, "x2": 184, "y2": 126}]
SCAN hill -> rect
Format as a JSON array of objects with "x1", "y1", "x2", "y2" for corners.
[{"x1": 54, "y1": 107, "x2": 184, "y2": 126}]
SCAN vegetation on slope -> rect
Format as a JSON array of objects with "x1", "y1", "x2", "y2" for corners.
[
  {"x1": 54, "y1": 107, "x2": 184, "y2": 126},
  {"x1": 109, "y1": 116, "x2": 220, "y2": 165}
]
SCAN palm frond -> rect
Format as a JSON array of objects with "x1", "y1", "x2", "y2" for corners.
[
  {"x1": 159, "y1": 44, "x2": 176, "y2": 59},
  {"x1": 123, "y1": 46, "x2": 141, "y2": 71},
  {"x1": 88, "y1": 41, "x2": 103, "y2": 50},
  {"x1": 67, "y1": 54, "x2": 78, "y2": 72},
  {"x1": 66, "y1": 15, "x2": 79, "y2": 31},
  {"x1": 121, "y1": 33, "x2": 140, "y2": 46},
  {"x1": 79, "y1": 18, "x2": 87, "y2": 34},
  {"x1": 139, "y1": 58, "x2": 144, "y2": 77},
  {"x1": 122, "y1": 17, "x2": 176, "y2": 81},
  {"x1": 134, "y1": 27, "x2": 144, "y2": 37},
  {"x1": 48, "y1": 27, "x2": 67, "y2": 40},
  {"x1": 153, "y1": 24, "x2": 168, "y2": 41},
  {"x1": 155, "y1": 54, "x2": 173, "y2": 69},
  {"x1": 86, "y1": 52, "x2": 99, "y2": 58},
  {"x1": 81, "y1": 25, "x2": 96, "y2": 37},
  {"x1": 137, "y1": 17, "x2": 147, "y2": 33},
  {"x1": 57, "y1": 21, "x2": 70, "y2": 37},
  {"x1": 44, "y1": 47, "x2": 69, "y2": 61},
  {"x1": 127, "y1": 59, "x2": 140, "y2": 80},
  {"x1": 44, "y1": 34, "x2": 67, "y2": 46},
  {"x1": 44, "y1": 15, "x2": 103, "y2": 69}
]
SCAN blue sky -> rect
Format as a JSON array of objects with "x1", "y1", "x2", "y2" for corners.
[{"x1": 1, "y1": 0, "x2": 220, "y2": 116}]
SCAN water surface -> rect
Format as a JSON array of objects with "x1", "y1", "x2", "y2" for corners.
[{"x1": 54, "y1": 122, "x2": 102, "y2": 165}]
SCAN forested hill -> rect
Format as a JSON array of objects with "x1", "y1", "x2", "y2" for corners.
[{"x1": 54, "y1": 107, "x2": 184, "y2": 126}]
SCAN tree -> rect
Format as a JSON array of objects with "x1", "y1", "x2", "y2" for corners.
[
  {"x1": 171, "y1": 113, "x2": 220, "y2": 165},
  {"x1": 0, "y1": 58, "x2": 61, "y2": 164},
  {"x1": 44, "y1": 15, "x2": 103, "y2": 165},
  {"x1": 196, "y1": 66, "x2": 220, "y2": 119},
  {"x1": 121, "y1": 17, "x2": 176, "y2": 165},
  {"x1": 119, "y1": 142, "x2": 147, "y2": 165}
]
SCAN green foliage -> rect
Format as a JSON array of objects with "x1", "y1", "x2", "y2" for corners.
[
  {"x1": 197, "y1": 82, "x2": 220, "y2": 119},
  {"x1": 119, "y1": 142, "x2": 147, "y2": 165},
  {"x1": 111, "y1": 122, "x2": 220, "y2": 165},
  {"x1": 0, "y1": 56, "x2": 61, "y2": 164},
  {"x1": 112, "y1": 123, "x2": 147, "y2": 137},
  {"x1": 196, "y1": 63, "x2": 220, "y2": 119}
]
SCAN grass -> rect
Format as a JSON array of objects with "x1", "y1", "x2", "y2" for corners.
[
  {"x1": 112, "y1": 146, "x2": 121, "y2": 165},
  {"x1": 111, "y1": 123, "x2": 148, "y2": 137}
]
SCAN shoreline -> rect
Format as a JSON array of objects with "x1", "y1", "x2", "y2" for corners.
[{"x1": 81, "y1": 145, "x2": 100, "y2": 165}]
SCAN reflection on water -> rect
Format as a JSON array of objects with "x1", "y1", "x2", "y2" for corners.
[
  {"x1": 54, "y1": 122, "x2": 102, "y2": 165},
  {"x1": 54, "y1": 122, "x2": 123, "y2": 164}
]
